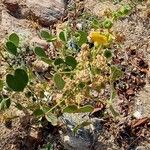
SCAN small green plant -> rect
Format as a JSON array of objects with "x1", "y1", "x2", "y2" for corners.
[
  {"x1": 0, "y1": 4, "x2": 132, "y2": 131},
  {"x1": 112, "y1": 4, "x2": 132, "y2": 20}
]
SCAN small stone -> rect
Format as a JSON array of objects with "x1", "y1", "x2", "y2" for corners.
[
  {"x1": 135, "y1": 146, "x2": 146, "y2": 150},
  {"x1": 3, "y1": 0, "x2": 19, "y2": 13},
  {"x1": 133, "y1": 111, "x2": 142, "y2": 119},
  {"x1": 32, "y1": 60, "x2": 49, "y2": 72},
  {"x1": 3, "y1": 0, "x2": 67, "y2": 26}
]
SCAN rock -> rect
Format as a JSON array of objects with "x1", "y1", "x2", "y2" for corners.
[
  {"x1": 133, "y1": 111, "x2": 142, "y2": 119},
  {"x1": 59, "y1": 113, "x2": 102, "y2": 150},
  {"x1": 135, "y1": 146, "x2": 146, "y2": 150},
  {"x1": 3, "y1": 0, "x2": 19, "y2": 13},
  {"x1": 3, "y1": 0, "x2": 67, "y2": 26},
  {"x1": 32, "y1": 60, "x2": 49, "y2": 72},
  {"x1": 0, "y1": 9, "x2": 37, "y2": 43}
]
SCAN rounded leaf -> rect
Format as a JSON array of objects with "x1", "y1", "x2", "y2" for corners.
[
  {"x1": 104, "y1": 49, "x2": 112, "y2": 58},
  {"x1": 40, "y1": 30, "x2": 56, "y2": 42},
  {"x1": 40, "y1": 30, "x2": 50, "y2": 39},
  {"x1": 65, "y1": 56, "x2": 77, "y2": 70},
  {"x1": 33, "y1": 109, "x2": 44, "y2": 116},
  {"x1": 77, "y1": 31, "x2": 88, "y2": 46},
  {"x1": 121, "y1": 5, "x2": 132, "y2": 15},
  {"x1": 78, "y1": 105, "x2": 94, "y2": 113},
  {"x1": 6, "y1": 69, "x2": 28, "y2": 91},
  {"x1": 45, "y1": 112, "x2": 58, "y2": 126},
  {"x1": 59, "y1": 31, "x2": 68, "y2": 42},
  {"x1": 63, "y1": 105, "x2": 78, "y2": 113},
  {"x1": 53, "y1": 73, "x2": 65, "y2": 90},
  {"x1": 6, "y1": 41, "x2": 17, "y2": 55},
  {"x1": 54, "y1": 58, "x2": 64, "y2": 66},
  {"x1": 41, "y1": 57, "x2": 52, "y2": 65},
  {"x1": 34, "y1": 47, "x2": 47, "y2": 58},
  {"x1": 9, "y1": 33, "x2": 19, "y2": 46},
  {"x1": 102, "y1": 19, "x2": 113, "y2": 29}
]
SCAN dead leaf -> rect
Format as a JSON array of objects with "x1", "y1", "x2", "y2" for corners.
[{"x1": 131, "y1": 117, "x2": 149, "y2": 128}]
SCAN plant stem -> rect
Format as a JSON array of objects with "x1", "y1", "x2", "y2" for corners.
[{"x1": 45, "y1": 99, "x2": 65, "y2": 114}]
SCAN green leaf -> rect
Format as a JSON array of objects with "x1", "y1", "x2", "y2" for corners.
[
  {"x1": 54, "y1": 58, "x2": 64, "y2": 66},
  {"x1": 77, "y1": 31, "x2": 88, "y2": 46},
  {"x1": 6, "y1": 41, "x2": 17, "y2": 55},
  {"x1": 45, "y1": 112, "x2": 58, "y2": 126},
  {"x1": 73, "y1": 121, "x2": 91, "y2": 134},
  {"x1": 59, "y1": 31, "x2": 67, "y2": 42},
  {"x1": 111, "y1": 89, "x2": 117, "y2": 100},
  {"x1": 15, "y1": 102, "x2": 23, "y2": 110},
  {"x1": 65, "y1": 56, "x2": 77, "y2": 70},
  {"x1": 109, "y1": 105, "x2": 119, "y2": 117},
  {"x1": 41, "y1": 57, "x2": 52, "y2": 65},
  {"x1": 41, "y1": 144, "x2": 53, "y2": 150},
  {"x1": 33, "y1": 109, "x2": 44, "y2": 116},
  {"x1": 6, "y1": 69, "x2": 28, "y2": 91},
  {"x1": 9, "y1": 33, "x2": 19, "y2": 46},
  {"x1": 40, "y1": 30, "x2": 56, "y2": 42},
  {"x1": 0, "y1": 80, "x2": 4, "y2": 91},
  {"x1": 41, "y1": 30, "x2": 50, "y2": 39},
  {"x1": 111, "y1": 66, "x2": 124, "y2": 81},
  {"x1": 121, "y1": 5, "x2": 132, "y2": 15},
  {"x1": 63, "y1": 104, "x2": 78, "y2": 113},
  {"x1": 53, "y1": 73, "x2": 65, "y2": 90},
  {"x1": 78, "y1": 105, "x2": 94, "y2": 113},
  {"x1": 63, "y1": 105, "x2": 94, "y2": 113},
  {"x1": 104, "y1": 49, "x2": 112, "y2": 58},
  {"x1": 0, "y1": 98, "x2": 11, "y2": 111},
  {"x1": 34, "y1": 47, "x2": 48, "y2": 58},
  {"x1": 102, "y1": 19, "x2": 113, "y2": 29},
  {"x1": 91, "y1": 18, "x2": 100, "y2": 29}
]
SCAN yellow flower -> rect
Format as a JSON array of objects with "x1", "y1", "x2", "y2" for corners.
[{"x1": 89, "y1": 31, "x2": 108, "y2": 45}]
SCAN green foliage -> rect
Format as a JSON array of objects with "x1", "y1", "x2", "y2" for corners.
[
  {"x1": 109, "y1": 104, "x2": 119, "y2": 117},
  {"x1": 59, "y1": 30, "x2": 68, "y2": 42},
  {"x1": 34, "y1": 47, "x2": 48, "y2": 58},
  {"x1": 77, "y1": 31, "x2": 88, "y2": 46},
  {"x1": 120, "y1": 5, "x2": 132, "y2": 15},
  {"x1": 54, "y1": 58, "x2": 64, "y2": 66},
  {"x1": 65, "y1": 56, "x2": 77, "y2": 70},
  {"x1": 111, "y1": 66, "x2": 124, "y2": 82},
  {"x1": 53, "y1": 73, "x2": 65, "y2": 90},
  {"x1": 6, "y1": 69, "x2": 28, "y2": 91},
  {"x1": 40, "y1": 144, "x2": 53, "y2": 150},
  {"x1": 1, "y1": 5, "x2": 133, "y2": 127},
  {"x1": 45, "y1": 112, "x2": 58, "y2": 126},
  {"x1": 0, "y1": 80, "x2": 4, "y2": 91},
  {"x1": 63, "y1": 105, "x2": 78, "y2": 113},
  {"x1": 40, "y1": 30, "x2": 56, "y2": 42},
  {"x1": 0, "y1": 98, "x2": 11, "y2": 111},
  {"x1": 102, "y1": 19, "x2": 113, "y2": 29},
  {"x1": 14, "y1": 102, "x2": 24, "y2": 110},
  {"x1": 41, "y1": 57, "x2": 52, "y2": 65},
  {"x1": 113, "y1": 4, "x2": 132, "y2": 20},
  {"x1": 63, "y1": 104, "x2": 94, "y2": 113},
  {"x1": 33, "y1": 109, "x2": 44, "y2": 116},
  {"x1": 5, "y1": 33, "x2": 20, "y2": 55},
  {"x1": 104, "y1": 49, "x2": 112, "y2": 58},
  {"x1": 6, "y1": 41, "x2": 17, "y2": 55},
  {"x1": 78, "y1": 105, "x2": 94, "y2": 113},
  {"x1": 9, "y1": 33, "x2": 19, "y2": 46}
]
